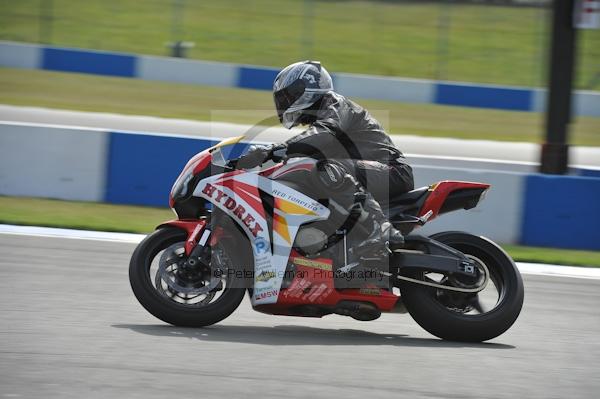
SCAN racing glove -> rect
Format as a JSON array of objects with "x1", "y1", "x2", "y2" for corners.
[{"x1": 237, "y1": 144, "x2": 287, "y2": 169}]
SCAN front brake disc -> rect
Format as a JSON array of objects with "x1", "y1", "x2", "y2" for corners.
[{"x1": 157, "y1": 243, "x2": 222, "y2": 296}]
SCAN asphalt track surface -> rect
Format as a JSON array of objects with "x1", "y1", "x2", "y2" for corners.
[{"x1": 1, "y1": 233, "x2": 599, "y2": 399}]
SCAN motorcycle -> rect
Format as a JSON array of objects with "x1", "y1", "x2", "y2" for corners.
[{"x1": 129, "y1": 136, "x2": 524, "y2": 342}]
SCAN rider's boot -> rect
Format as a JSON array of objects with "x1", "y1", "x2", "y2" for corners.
[{"x1": 351, "y1": 193, "x2": 404, "y2": 258}]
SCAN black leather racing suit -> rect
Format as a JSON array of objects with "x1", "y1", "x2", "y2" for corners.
[{"x1": 284, "y1": 91, "x2": 414, "y2": 204}]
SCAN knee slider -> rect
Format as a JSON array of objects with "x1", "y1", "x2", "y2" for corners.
[{"x1": 314, "y1": 160, "x2": 355, "y2": 192}]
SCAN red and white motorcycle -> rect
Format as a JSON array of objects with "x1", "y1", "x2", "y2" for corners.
[{"x1": 129, "y1": 136, "x2": 524, "y2": 342}]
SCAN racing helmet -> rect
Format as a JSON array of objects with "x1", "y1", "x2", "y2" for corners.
[{"x1": 273, "y1": 61, "x2": 333, "y2": 129}]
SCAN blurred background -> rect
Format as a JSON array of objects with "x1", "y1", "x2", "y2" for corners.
[
  {"x1": 1, "y1": 0, "x2": 599, "y2": 89},
  {"x1": 0, "y1": 0, "x2": 599, "y2": 261},
  {"x1": 1, "y1": 2, "x2": 600, "y2": 398}
]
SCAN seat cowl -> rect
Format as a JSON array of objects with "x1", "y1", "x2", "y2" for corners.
[{"x1": 389, "y1": 186, "x2": 429, "y2": 205}]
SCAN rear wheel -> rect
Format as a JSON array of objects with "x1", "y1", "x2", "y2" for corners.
[
  {"x1": 398, "y1": 232, "x2": 524, "y2": 342},
  {"x1": 129, "y1": 226, "x2": 246, "y2": 327}
]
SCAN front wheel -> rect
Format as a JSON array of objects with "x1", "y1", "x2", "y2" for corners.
[
  {"x1": 129, "y1": 226, "x2": 245, "y2": 327},
  {"x1": 398, "y1": 232, "x2": 524, "y2": 342}
]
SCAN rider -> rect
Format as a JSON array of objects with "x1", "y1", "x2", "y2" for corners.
[{"x1": 237, "y1": 61, "x2": 414, "y2": 251}]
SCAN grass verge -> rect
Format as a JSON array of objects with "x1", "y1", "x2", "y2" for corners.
[
  {"x1": 1, "y1": 196, "x2": 598, "y2": 267},
  {"x1": 0, "y1": 0, "x2": 598, "y2": 89},
  {"x1": 502, "y1": 245, "x2": 600, "y2": 268},
  {"x1": 1, "y1": 68, "x2": 599, "y2": 145},
  {"x1": 0, "y1": 196, "x2": 173, "y2": 234}
]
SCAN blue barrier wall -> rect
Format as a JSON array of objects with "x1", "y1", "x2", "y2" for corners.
[
  {"x1": 105, "y1": 133, "x2": 215, "y2": 206},
  {"x1": 434, "y1": 83, "x2": 533, "y2": 111},
  {"x1": 2, "y1": 41, "x2": 599, "y2": 116},
  {"x1": 521, "y1": 174, "x2": 600, "y2": 250},
  {"x1": 237, "y1": 66, "x2": 279, "y2": 90},
  {"x1": 578, "y1": 168, "x2": 600, "y2": 178},
  {"x1": 105, "y1": 132, "x2": 249, "y2": 207},
  {"x1": 42, "y1": 47, "x2": 136, "y2": 77}
]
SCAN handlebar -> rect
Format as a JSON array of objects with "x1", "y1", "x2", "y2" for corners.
[
  {"x1": 225, "y1": 145, "x2": 288, "y2": 170},
  {"x1": 225, "y1": 158, "x2": 239, "y2": 170}
]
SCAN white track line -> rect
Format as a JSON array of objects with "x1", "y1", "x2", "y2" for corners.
[
  {"x1": 515, "y1": 262, "x2": 600, "y2": 280},
  {"x1": 1, "y1": 224, "x2": 599, "y2": 279},
  {"x1": 0, "y1": 224, "x2": 145, "y2": 243}
]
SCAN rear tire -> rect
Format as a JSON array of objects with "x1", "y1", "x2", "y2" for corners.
[
  {"x1": 129, "y1": 227, "x2": 246, "y2": 327},
  {"x1": 399, "y1": 232, "x2": 524, "y2": 342}
]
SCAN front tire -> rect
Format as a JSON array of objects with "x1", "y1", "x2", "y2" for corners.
[
  {"x1": 399, "y1": 232, "x2": 524, "y2": 342},
  {"x1": 129, "y1": 227, "x2": 245, "y2": 327}
]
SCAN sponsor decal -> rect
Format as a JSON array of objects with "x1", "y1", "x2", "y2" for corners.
[
  {"x1": 306, "y1": 283, "x2": 329, "y2": 302},
  {"x1": 271, "y1": 188, "x2": 321, "y2": 213},
  {"x1": 359, "y1": 288, "x2": 381, "y2": 296},
  {"x1": 256, "y1": 270, "x2": 276, "y2": 283},
  {"x1": 253, "y1": 237, "x2": 269, "y2": 255},
  {"x1": 202, "y1": 183, "x2": 264, "y2": 237},
  {"x1": 254, "y1": 289, "x2": 279, "y2": 301},
  {"x1": 324, "y1": 164, "x2": 338, "y2": 183},
  {"x1": 282, "y1": 279, "x2": 311, "y2": 299},
  {"x1": 305, "y1": 73, "x2": 317, "y2": 84},
  {"x1": 291, "y1": 257, "x2": 332, "y2": 271}
]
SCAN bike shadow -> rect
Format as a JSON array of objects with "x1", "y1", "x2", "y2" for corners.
[{"x1": 113, "y1": 323, "x2": 515, "y2": 349}]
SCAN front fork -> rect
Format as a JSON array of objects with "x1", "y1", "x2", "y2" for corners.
[
  {"x1": 159, "y1": 218, "x2": 246, "y2": 293},
  {"x1": 157, "y1": 219, "x2": 210, "y2": 256}
]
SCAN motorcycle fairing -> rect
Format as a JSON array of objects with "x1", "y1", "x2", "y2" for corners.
[
  {"x1": 193, "y1": 158, "x2": 330, "y2": 306},
  {"x1": 259, "y1": 158, "x2": 317, "y2": 179},
  {"x1": 266, "y1": 250, "x2": 399, "y2": 314}
]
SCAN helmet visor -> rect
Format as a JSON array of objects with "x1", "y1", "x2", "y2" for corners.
[{"x1": 273, "y1": 79, "x2": 306, "y2": 122}]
